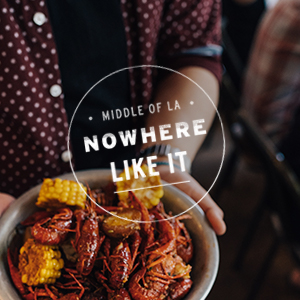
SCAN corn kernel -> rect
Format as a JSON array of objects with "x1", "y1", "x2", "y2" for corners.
[
  {"x1": 36, "y1": 178, "x2": 87, "y2": 209},
  {"x1": 58, "y1": 258, "x2": 64, "y2": 268},
  {"x1": 46, "y1": 269, "x2": 51, "y2": 277},
  {"x1": 18, "y1": 239, "x2": 63, "y2": 286},
  {"x1": 116, "y1": 164, "x2": 164, "y2": 209},
  {"x1": 150, "y1": 197, "x2": 160, "y2": 206},
  {"x1": 21, "y1": 274, "x2": 27, "y2": 284},
  {"x1": 40, "y1": 269, "x2": 46, "y2": 277}
]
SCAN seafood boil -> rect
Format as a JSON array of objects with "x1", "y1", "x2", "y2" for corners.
[{"x1": 7, "y1": 165, "x2": 194, "y2": 300}]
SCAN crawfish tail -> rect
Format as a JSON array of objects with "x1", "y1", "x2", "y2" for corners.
[
  {"x1": 128, "y1": 268, "x2": 162, "y2": 300},
  {"x1": 168, "y1": 278, "x2": 192, "y2": 300},
  {"x1": 109, "y1": 241, "x2": 132, "y2": 290},
  {"x1": 76, "y1": 218, "x2": 104, "y2": 276}
]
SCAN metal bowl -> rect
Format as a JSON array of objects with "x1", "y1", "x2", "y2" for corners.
[{"x1": 0, "y1": 169, "x2": 219, "y2": 300}]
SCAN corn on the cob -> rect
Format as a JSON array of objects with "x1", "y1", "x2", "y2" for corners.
[
  {"x1": 36, "y1": 178, "x2": 87, "y2": 209},
  {"x1": 116, "y1": 164, "x2": 164, "y2": 209},
  {"x1": 18, "y1": 239, "x2": 64, "y2": 286}
]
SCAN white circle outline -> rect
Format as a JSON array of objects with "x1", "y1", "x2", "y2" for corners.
[{"x1": 67, "y1": 65, "x2": 225, "y2": 223}]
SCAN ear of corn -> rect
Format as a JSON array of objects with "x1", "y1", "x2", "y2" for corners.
[
  {"x1": 18, "y1": 239, "x2": 64, "y2": 286},
  {"x1": 116, "y1": 164, "x2": 164, "y2": 209},
  {"x1": 36, "y1": 178, "x2": 87, "y2": 209}
]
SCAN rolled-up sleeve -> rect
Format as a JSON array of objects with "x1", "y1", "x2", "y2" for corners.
[{"x1": 156, "y1": 0, "x2": 222, "y2": 83}]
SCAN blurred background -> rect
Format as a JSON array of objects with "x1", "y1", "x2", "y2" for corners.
[
  {"x1": 190, "y1": 0, "x2": 300, "y2": 298},
  {"x1": 193, "y1": 121, "x2": 299, "y2": 300}
]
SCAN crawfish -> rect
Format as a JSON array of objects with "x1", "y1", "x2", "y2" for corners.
[
  {"x1": 103, "y1": 231, "x2": 141, "y2": 290},
  {"x1": 56, "y1": 268, "x2": 86, "y2": 299},
  {"x1": 7, "y1": 248, "x2": 32, "y2": 300},
  {"x1": 107, "y1": 287, "x2": 131, "y2": 300},
  {"x1": 128, "y1": 192, "x2": 154, "y2": 249},
  {"x1": 147, "y1": 211, "x2": 176, "y2": 260},
  {"x1": 109, "y1": 239, "x2": 140, "y2": 289},
  {"x1": 21, "y1": 211, "x2": 54, "y2": 226},
  {"x1": 31, "y1": 208, "x2": 73, "y2": 245},
  {"x1": 167, "y1": 278, "x2": 192, "y2": 300},
  {"x1": 74, "y1": 192, "x2": 105, "y2": 276},
  {"x1": 173, "y1": 216, "x2": 193, "y2": 263},
  {"x1": 129, "y1": 213, "x2": 177, "y2": 300},
  {"x1": 110, "y1": 241, "x2": 132, "y2": 289},
  {"x1": 129, "y1": 267, "x2": 169, "y2": 300}
]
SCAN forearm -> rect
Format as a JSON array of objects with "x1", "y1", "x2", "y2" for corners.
[{"x1": 142, "y1": 66, "x2": 219, "y2": 161}]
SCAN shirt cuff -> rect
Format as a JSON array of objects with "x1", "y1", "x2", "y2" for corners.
[{"x1": 159, "y1": 54, "x2": 222, "y2": 84}]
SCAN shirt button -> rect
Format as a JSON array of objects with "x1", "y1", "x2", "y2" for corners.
[
  {"x1": 33, "y1": 12, "x2": 47, "y2": 26},
  {"x1": 50, "y1": 84, "x2": 62, "y2": 97},
  {"x1": 61, "y1": 150, "x2": 72, "y2": 162}
]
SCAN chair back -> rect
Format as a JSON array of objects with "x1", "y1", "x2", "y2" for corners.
[{"x1": 230, "y1": 109, "x2": 300, "y2": 248}]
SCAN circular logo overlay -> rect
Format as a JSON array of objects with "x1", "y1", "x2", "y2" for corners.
[{"x1": 68, "y1": 65, "x2": 225, "y2": 223}]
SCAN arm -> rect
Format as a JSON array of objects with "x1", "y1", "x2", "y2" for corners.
[
  {"x1": 142, "y1": 66, "x2": 226, "y2": 235},
  {"x1": 144, "y1": 67, "x2": 218, "y2": 160}
]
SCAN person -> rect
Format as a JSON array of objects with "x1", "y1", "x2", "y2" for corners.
[
  {"x1": 0, "y1": 0, "x2": 226, "y2": 235},
  {"x1": 242, "y1": 0, "x2": 300, "y2": 178},
  {"x1": 242, "y1": 0, "x2": 300, "y2": 287}
]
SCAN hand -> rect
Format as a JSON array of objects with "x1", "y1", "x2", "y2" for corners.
[
  {"x1": 156, "y1": 165, "x2": 226, "y2": 235},
  {"x1": 0, "y1": 193, "x2": 16, "y2": 216}
]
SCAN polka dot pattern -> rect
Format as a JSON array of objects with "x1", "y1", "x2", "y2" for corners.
[
  {"x1": 0, "y1": 0, "x2": 71, "y2": 196},
  {"x1": 121, "y1": 0, "x2": 221, "y2": 107},
  {"x1": 0, "y1": 0, "x2": 221, "y2": 197}
]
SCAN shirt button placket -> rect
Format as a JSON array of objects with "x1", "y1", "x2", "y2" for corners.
[
  {"x1": 33, "y1": 11, "x2": 63, "y2": 99},
  {"x1": 33, "y1": 12, "x2": 47, "y2": 26},
  {"x1": 61, "y1": 150, "x2": 72, "y2": 163},
  {"x1": 49, "y1": 84, "x2": 62, "y2": 97}
]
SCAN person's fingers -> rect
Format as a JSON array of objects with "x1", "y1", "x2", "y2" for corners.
[
  {"x1": 189, "y1": 182, "x2": 226, "y2": 235},
  {"x1": 157, "y1": 166, "x2": 226, "y2": 235},
  {"x1": 0, "y1": 193, "x2": 16, "y2": 216},
  {"x1": 204, "y1": 206, "x2": 226, "y2": 235}
]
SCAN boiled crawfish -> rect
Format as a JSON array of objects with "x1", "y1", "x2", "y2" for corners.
[
  {"x1": 108, "y1": 231, "x2": 141, "y2": 290},
  {"x1": 127, "y1": 191, "x2": 154, "y2": 250},
  {"x1": 7, "y1": 248, "x2": 32, "y2": 300},
  {"x1": 107, "y1": 287, "x2": 131, "y2": 300},
  {"x1": 167, "y1": 278, "x2": 193, "y2": 300},
  {"x1": 129, "y1": 211, "x2": 176, "y2": 300},
  {"x1": 74, "y1": 191, "x2": 105, "y2": 276},
  {"x1": 31, "y1": 208, "x2": 73, "y2": 245},
  {"x1": 21, "y1": 211, "x2": 54, "y2": 226},
  {"x1": 173, "y1": 216, "x2": 193, "y2": 263}
]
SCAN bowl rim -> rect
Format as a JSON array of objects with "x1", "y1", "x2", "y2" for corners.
[{"x1": 0, "y1": 169, "x2": 219, "y2": 300}]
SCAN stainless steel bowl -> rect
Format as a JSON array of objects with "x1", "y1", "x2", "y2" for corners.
[{"x1": 0, "y1": 169, "x2": 219, "y2": 300}]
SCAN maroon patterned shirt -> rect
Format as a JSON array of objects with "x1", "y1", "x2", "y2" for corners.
[{"x1": 0, "y1": 0, "x2": 222, "y2": 197}]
